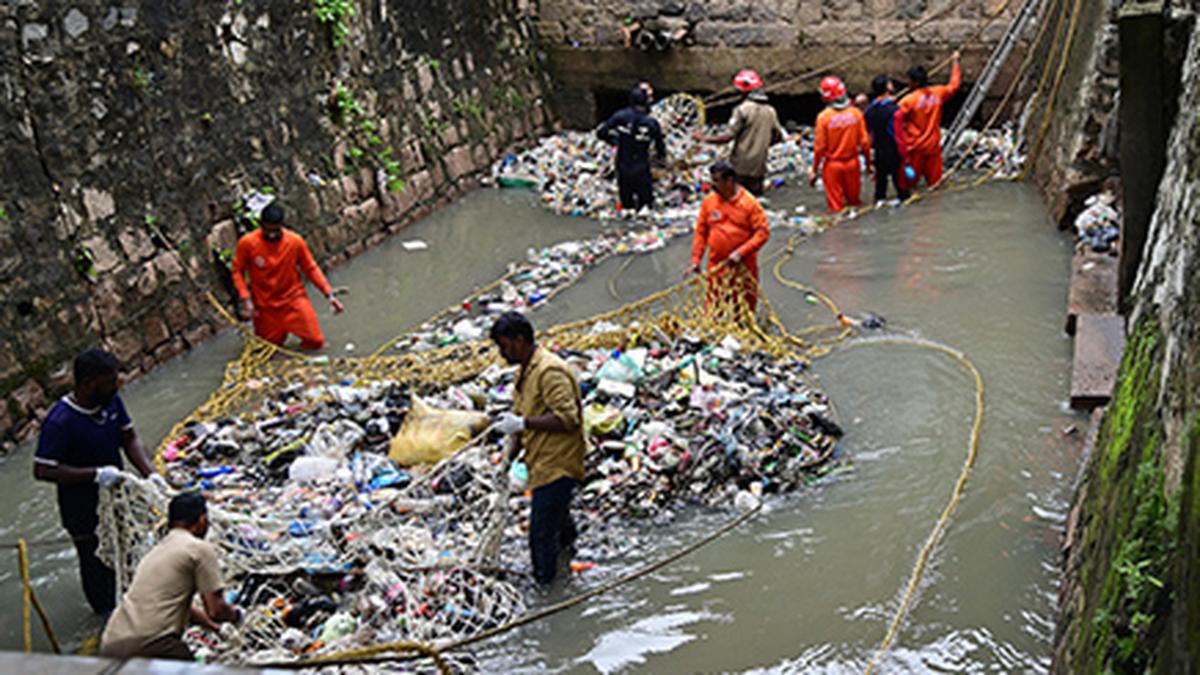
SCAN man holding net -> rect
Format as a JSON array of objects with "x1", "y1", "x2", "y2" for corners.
[
  {"x1": 231, "y1": 203, "x2": 345, "y2": 350},
  {"x1": 687, "y1": 160, "x2": 771, "y2": 313},
  {"x1": 490, "y1": 313, "x2": 586, "y2": 584},
  {"x1": 33, "y1": 348, "x2": 168, "y2": 615},
  {"x1": 101, "y1": 492, "x2": 242, "y2": 660}
]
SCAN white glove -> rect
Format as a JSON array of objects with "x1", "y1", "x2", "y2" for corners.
[
  {"x1": 94, "y1": 466, "x2": 125, "y2": 487},
  {"x1": 148, "y1": 474, "x2": 170, "y2": 492},
  {"x1": 495, "y1": 412, "x2": 526, "y2": 435}
]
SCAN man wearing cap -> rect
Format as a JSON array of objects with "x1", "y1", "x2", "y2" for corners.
[
  {"x1": 34, "y1": 348, "x2": 168, "y2": 615},
  {"x1": 687, "y1": 161, "x2": 771, "y2": 312},
  {"x1": 597, "y1": 84, "x2": 667, "y2": 212},
  {"x1": 897, "y1": 51, "x2": 962, "y2": 187},
  {"x1": 809, "y1": 76, "x2": 873, "y2": 213},
  {"x1": 231, "y1": 203, "x2": 345, "y2": 350},
  {"x1": 693, "y1": 69, "x2": 786, "y2": 196},
  {"x1": 101, "y1": 492, "x2": 242, "y2": 660}
]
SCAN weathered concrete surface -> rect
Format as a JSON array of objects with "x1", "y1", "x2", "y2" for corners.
[
  {"x1": 1052, "y1": 13, "x2": 1200, "y2": 673},
  {"x1": 1069, "y1": 313, "x2": 1125, "y2": 409},
  {"x1": 0, "y1": 1, "x2": 555, "y2": 447},
  {"x1": 534, "y1": 0, "x2": 1026, "y2": 125},
  {"x1": 1066, "y1": 249, "x2": 1119, "y2": 334}
]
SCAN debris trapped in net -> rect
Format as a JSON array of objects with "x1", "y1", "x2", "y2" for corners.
[{"x1": 98, "y1": 324, "x2": 842, "y2": 667}]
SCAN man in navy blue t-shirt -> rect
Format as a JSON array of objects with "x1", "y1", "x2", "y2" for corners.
[
  {"x1": 863, "y1": 74, "x2": 912, "y2": 203},
  {"x1": 597, "y1": 84, "x2": 667, "y2": 212},
  {"x1": 33, "y1": 348, "x2": 167, "y2": 614}
]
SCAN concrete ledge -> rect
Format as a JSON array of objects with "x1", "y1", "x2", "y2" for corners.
[
  {"x1": 1070, "y1": 314, "x2": 1126, "y2": 409},
  {"x1": 1065, "y1": 250, "x2": 1119, "y2": 335}
]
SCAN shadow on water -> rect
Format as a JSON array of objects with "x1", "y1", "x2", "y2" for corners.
[{"x1": 0, "y1": 181, "x2": 1082, "y2": 672}]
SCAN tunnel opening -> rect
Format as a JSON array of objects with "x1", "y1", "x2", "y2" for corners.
[{"x1": 591, "y1": 82, "x2": 991, "y2": 131}]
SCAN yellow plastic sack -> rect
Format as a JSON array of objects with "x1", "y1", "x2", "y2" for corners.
[
  {"x1": 388, "y1": 396, "x2": 489, "y2": 466},
  {"x1": 583, "y1": 403, "x2": 624, "y2": 437}
]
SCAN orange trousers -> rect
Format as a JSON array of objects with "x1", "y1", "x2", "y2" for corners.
[
  {"x1": 821, "y1": 158, "x2": 862, "y2": 213},
  {"x1": 253, "y1": 298, "x2": 325, "y2": 349},
  {"x1": 705, "y1": 259, "x2": 760, "y2": 313},
  {"x1": 907, "y1": 147, "x2": 944, "y2": 187}
]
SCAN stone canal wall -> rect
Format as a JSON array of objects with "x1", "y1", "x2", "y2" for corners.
[
  {"x1": 0, "y1": 0, "x2": 555, "y2": 448},
  {"x1": 534, "y1": 0, "x2": 1024, "y2": 125},
  {"x1": 1051, "y1": 9, "x2": 1199, "y2": 673}
]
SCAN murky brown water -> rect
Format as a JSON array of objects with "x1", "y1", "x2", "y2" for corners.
[{"x1": 0, "y1": 181, "x2": 1082, "y2": 672}]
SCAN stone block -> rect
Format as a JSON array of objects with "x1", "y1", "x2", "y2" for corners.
[
  {"x1": 359, "y1": 167, "x2": 377, "y2": 198},
  {"x1": 136, "y1": 261, "x2": 159, "y2": 296},
  {"x1": 64, "y1": 8, "x2": 90, "y2": 39},
  {"x1": 105, "y1": 328, "x2": 144, "y2": 366},
  {"x1": 83, "y1": 187, "x2": 115, "y2": 222},
  {"x1": 341, "y1": 198, "x2": 381, "y2": 231},
  {"x1": 142, "y1": 313, "x2": 170, "y2": 348},
  {"x1": 83, "y1": 235, "x2": 121, "y2": 273},
  {"x1": 92, "y1": 278, "x2": 124, "y2": 328},
  {"x1": 153, "y1": 251, "x2": 184, "y2": 286},
  {"x1": 163, "y1": 298, "x2": 190, "y2": 333},
  {"x1": 416, "y1": 61, "x2": 435, "y2": 94},
  {"x1": 182, "y1": 323, "x2": 212, "y2": 348},
  {"x1": 153, "y1": 337, "x2": 186, "y2": 363},
  {"x1": 341, "y1": 174, "x2": 360, "y2": 203},
  {"x1": 207, "y1": 220, "x2": 238, "y2": 254},
  {"x1": 399, "y1": 139, "x2": 424, "y2": 173},
  {"x1": 9, "y1": 379, "x2": 45, "y2": 416},
  {"x1": 0, "y1": 341, "x2": 19, "y2": 381},
  {"x1": 381, "y1": 182, "x2": 418, "y2": 223},
  {"x1": 117, "y1": 227, "x2": 156, "y2": 261},
  {"x1": 48, "y1": 363, "x2": 72, "y2": 391},
  {"x1": 445, "y1": 146, "x2": 475, "y2": 180}
]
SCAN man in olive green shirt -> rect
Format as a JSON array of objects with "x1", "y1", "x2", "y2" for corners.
[
  {"x1": 101, "y1": 492, "x2": 241, "y2": 660},
  {"x1": 491, "y1": 312, "x2": 585, "y2": 584},
  {"x1": 694, "y1": 68, "x2": 786, "y2": 196}
]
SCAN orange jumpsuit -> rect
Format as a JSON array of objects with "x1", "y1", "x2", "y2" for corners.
[
  {"x1": 231, "y1": 228, "x2": 333, "y2": 349},
  {"x1": 813, "y1": 105, "x2": 872, "y2": 213},
  {"x1": 897, "y1": 61, "x2": 961, "y2": 187},
  {"x1": 690, "y1": 188, "x2": 771, "y2": 311}
]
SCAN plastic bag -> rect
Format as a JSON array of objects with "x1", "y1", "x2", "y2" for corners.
[
  {"x1": 595, "y1": 352, "x2": 644, "y2": 383},
  {"x1": 584, "y1": 403, "x2": 625, "y2": 436},
  {"x1": 388, "y1": 396, "x2": 489, "y2": 466}
]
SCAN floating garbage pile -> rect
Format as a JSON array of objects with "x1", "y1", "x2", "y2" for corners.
[
  {"x1": 946, "y1": 125, "x2": 1024, "y2": 176},
  {"x1": 98, "y1": 324, "x2": 842, "y2": 667},
  {"x1": 490, "y1": 95, "x2": 813, "y2": 220},
  {"x1": 1071, "y1": 191, "x2": 1121, "y2": 253}
]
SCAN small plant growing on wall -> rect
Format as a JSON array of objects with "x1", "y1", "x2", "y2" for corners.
[
  {"x1": 314, "y1": 0, "x2": 355, "y2": 48},
  {"x1": 329, "y1": 84, "x2": 407, "y2": 194}
]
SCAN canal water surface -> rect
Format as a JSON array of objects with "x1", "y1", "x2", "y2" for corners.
[{"x1": 0, "y1": 181, "x2": 1082, "y2": 672}]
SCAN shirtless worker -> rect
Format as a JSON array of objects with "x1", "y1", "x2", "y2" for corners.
[
  {"x1": 896, "y1": 51, "x2": 962, "y2": 188},
  {"x1": 809, "y1": 76, "x2": 873, "y2": 213},
  {"x1": 231, "y1": 203, "x2": 345, "y2": 349},
  {"x1": 34, "y1": 348, "x2": 169, "y2": 615},
  {"x1": 101, "y1": 493, "x2": 242, "y2": 660},
  {"x1": 491, "y1": 312, "x2": 586, "y2": 585},
  {"x1": 693, "y1": 69, "x2": 786, "y2": 196},
  {"x1": 687, "y1": 160, "x2": 771, "y2": 312}
]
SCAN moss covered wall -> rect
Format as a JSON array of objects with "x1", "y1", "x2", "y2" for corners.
[
  {"x1": 1053, "y1": 15, "x2": 1200, "y2": 673},
  {"x1": 0, "y1": 0, "x2": 555, "y2": 449}
]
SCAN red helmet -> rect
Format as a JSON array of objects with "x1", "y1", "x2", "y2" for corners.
[
  {"x1": 820, "y1": 76, "x2": 847, "y2": 103},
  {"x1": 733, "y1": 69, "x2": 764, "y2": 93}
]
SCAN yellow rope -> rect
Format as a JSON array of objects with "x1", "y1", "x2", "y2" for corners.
[
  {"x1": 855, "y1": 336, "x2": 985, "y2": 675},
  {"x1": 17, "y1": 539, "x2": 61, "y2": 654},
  {"x1": 1018, "y1": 0, "x2": 1082, "y2": 180}
]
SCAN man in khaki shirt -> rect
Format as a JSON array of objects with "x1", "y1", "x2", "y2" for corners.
[
  {"x1": 101, "y1": 492, "x2": 241, "y2": 660},
  {"x1": 491, "y1": 312, "x2": 585, "y2": 584},
  {"x1": 694, "y1": 68, "x2": 786, "y2": 196}
]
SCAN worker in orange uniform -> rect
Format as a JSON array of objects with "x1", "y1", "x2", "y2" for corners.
[
  {"x1": 231, "y1": 203, "x2": 344, "y2": 349},
  {"x1": 808, "y1": 76, "x2": 873, "y2": 213},
  {"x1": 687, "y1": 160, "x2": 771, "y2": 312},
  {"x1": 896, "y1": 51, "x2": 961, "y2": 187}
]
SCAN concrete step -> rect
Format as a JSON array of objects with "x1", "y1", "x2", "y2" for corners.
[
  {"x1": 1066, "y1": 250, "x2": 1119, "y2": 335},
  {"x1": 1070, "y1": 313, "x2": 1126, "y2": 410}
]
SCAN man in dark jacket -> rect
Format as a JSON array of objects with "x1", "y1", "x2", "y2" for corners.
[
  {"x1": 597, "y1": 85, "x2": 667, "y2": 212},
  {"x1": 863, "y1": 74, "x2": 911, "y2": 203}
]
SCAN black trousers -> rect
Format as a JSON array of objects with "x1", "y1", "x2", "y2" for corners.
[
  {"x1": 874, "y1": 156, "x2": 911, "y2": 202},
  {"x1": 617, "y1": 168, "x2": 653, "y2": 211},
  {"x1": 529, "y1": 477, "x2": 577, "y2": 584},
  {"x1": 71, "y1": 531, "x2": 116, "y2": 614}
]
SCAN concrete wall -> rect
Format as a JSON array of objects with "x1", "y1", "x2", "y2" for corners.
[
  {"x1": 1051, "y1": 11, "x2": 1199, "y2": 674},
  {"x1": 533, "y1": 0, "x2": 1026, "y2": 125},
  {"x1": 0, "y1": 0, "x2": 555, "y2": 449}
]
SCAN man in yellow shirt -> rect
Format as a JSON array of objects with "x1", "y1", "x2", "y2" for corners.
[
  {"x1": 101, "y1": 493, "x2": 241, "y2": 660},
  {"x1": 491, "y1": 312, "x2": 585, "y2": 584}
]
